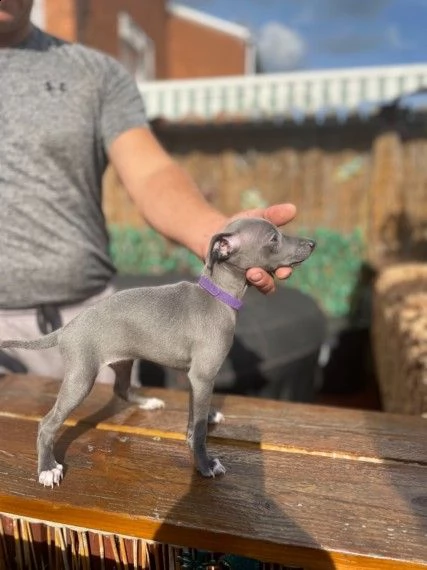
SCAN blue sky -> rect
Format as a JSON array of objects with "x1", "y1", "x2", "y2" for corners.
[{"x1": 176, "y1": 0, "x2": 427, "y2": 71}]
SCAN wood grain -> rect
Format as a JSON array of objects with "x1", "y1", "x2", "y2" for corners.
[
  {"x1": 1, "y1": 376, "x2": 425, "y2": 464},
  {"x1": 0, "y1": 375, "x2": 426, "y2": 570}
]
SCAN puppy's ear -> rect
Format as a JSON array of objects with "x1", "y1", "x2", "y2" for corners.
[{"x1": 206, "y1": 232, "x2": 240, "y2": 273}]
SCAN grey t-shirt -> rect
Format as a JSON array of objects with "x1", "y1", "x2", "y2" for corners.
[{"x1": 0, "y1": 26, "x2": 148, "y2": 309}]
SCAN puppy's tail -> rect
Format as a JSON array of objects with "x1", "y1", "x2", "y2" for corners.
[{"x1": 0, "y1": 330, "x2": 60, "y2": 350}]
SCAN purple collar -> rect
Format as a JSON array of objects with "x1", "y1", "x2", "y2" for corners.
[{"x1": 198, "y1": 276, "x2": 243, "y2": 311}]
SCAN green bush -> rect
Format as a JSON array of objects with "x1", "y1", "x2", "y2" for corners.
[
  {"x1": 108, "y1": 225, "x2": 203, "y2": 276},
  {"x1": 283, "y1": 227, "x2": 365, "y2": 317},
  {"x1": 108, "y1": 225, "x2": 365, "y2": 318}
]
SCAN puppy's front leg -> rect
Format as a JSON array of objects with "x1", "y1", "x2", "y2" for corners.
[{"x1": 187, "y1": 370, "x2": 226, "y2": 477}]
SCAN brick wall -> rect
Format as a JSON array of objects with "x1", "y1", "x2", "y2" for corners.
[
  {"x1": 43, "y1": 0, "x2": 168, "y2": 78},
  {"x1": 166, "y1": 14, "x2": 247, "y2": 78},
  {"x1": 45, "y1": 0, "x2": 77, "y2": 41},
  {"x1": 43, "y1": 0, "x2": 247, "y2": 80},
  {"x1": 77, "y1": 0, "x2": 168, "y2": 78}
]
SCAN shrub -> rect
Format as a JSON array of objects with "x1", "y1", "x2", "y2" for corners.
[{"x1": 108, "y1": 225, "x2": 365, "y2": 318}]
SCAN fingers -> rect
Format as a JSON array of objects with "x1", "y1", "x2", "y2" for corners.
[
  {"x1": 275, "y1": 267, "x2": 293, "y2": 280},
  {"x1": 246, "y1": 269, "x2": 276, "y2": 294},
  {"x1": 262, "y1": 203, "x2": 297, "y2": 227},
  {"x1": 230, "y1": 203, "x2": 297, "y2": 228},
  {"x1": 246, "y1": 266, "x2": 293, "y2": 295}
]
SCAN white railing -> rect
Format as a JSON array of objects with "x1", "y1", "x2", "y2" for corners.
[{"x1": 138, "y1": 63, "x2": 427, "y2": 123}]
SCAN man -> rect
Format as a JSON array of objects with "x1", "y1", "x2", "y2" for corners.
[{"x1": 0, "y1": 0, "x2": 296, "y2": 379}]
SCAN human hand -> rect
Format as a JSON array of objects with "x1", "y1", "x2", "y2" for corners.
[{"x1": 229, "y1": 203, "x2": 297, "y2": 295}]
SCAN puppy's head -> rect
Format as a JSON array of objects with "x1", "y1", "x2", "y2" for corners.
[{"x1": 206, "y1": 218, "x2": 315, "y2": 274}]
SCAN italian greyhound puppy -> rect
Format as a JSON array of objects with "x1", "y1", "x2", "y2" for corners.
[{"x1": 0, "y1": 218, "x2": 315, "y2": 487}]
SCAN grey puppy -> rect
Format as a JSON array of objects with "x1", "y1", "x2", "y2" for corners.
[{"x1": 0, "y1": 218, "x2": 315, "y2": 487}]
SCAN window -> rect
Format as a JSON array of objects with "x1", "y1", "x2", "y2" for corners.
[{"x1": 118, "y1": 12, "x2": 155, "y2": 82}]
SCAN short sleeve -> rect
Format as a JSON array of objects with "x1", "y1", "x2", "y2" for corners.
[{"x1": 99, "y1": 57, "x2": 149, "y2": 150}]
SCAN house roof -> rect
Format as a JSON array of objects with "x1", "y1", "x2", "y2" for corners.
[{"x1": 168, "y1": 3, "x2": 252, "y2": 42}]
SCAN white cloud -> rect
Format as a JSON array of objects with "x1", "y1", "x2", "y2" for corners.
[{"x1": 257, "y1": 22, "x2": 306, "y2": 72}]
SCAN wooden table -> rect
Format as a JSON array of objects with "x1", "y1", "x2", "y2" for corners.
[{"x1": 0, "y1": 375, "x2": 426, "y2": 570}]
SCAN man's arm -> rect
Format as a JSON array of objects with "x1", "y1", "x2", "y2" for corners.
[
  {"x1": 109, "y1": 127, "x2": 226, "y2": 261},
  {"x1": 109, "y1": 127, "x2": 296, "y2": 294}
]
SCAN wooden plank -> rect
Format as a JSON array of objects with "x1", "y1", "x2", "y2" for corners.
[
  {"x1": 0, "y1": 413, "x2": 426, "y2": 570},
  {"x1": 1, "y1": 375, "x2": 426, "y2": 465}
]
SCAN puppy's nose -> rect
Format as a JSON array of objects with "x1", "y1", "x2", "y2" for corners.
[{"x1": 307, "y1": 240, "x2": 316, "y2": 250}]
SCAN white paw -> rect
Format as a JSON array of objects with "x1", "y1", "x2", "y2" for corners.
[
  {"x1": 39, "y1": 463, "x2": 63, "y2": 488},
  {"x1": 199, "y1": 458, "x2": 226, "y2": 478},
  {"x1": 208, "y1": 411, "x2": 225, "y2": 425},
  {"x1": 211, "y1": 458, "x2": 226, "y2": 477},
  {"x1": 138, "y1": 397, "x2": 165, "y2": 410}
]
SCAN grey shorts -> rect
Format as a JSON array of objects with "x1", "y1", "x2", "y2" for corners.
[{"x1": 0, "y1": 285, "x2": 125, "y2": 383}]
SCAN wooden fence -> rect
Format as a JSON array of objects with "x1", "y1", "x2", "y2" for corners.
[{"x1": 103, "y1": 113, "x2": 427, "y2": 266}]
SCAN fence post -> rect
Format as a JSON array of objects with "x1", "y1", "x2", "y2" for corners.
[{"x1": 367, "y1": 129, "x2": 404, "y2": 265}]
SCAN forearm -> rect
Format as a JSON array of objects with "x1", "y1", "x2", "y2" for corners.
[
  {"x1": 129, "y1": 161, "x2": 226, "y2": 260},
  {"x1": 109, "y1": 127, "x2": 296, "y2": 294},
  {"x1": 109, "y1": 128, "x2": 227, "y2": 260}
]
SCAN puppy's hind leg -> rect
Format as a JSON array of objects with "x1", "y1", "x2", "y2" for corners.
[
  {"x1": 111, "y1": 360, "x2": 164, "y2": 410},
  {"x1": 37, "y1": 361, "x2": 98, "y2": 487}
]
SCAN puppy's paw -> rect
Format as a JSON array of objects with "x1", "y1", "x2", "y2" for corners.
[
  {"x1": 208, "y1": 410, "x2": 225, "y2": 425},
  {"x1": 210, "y1": 457, "x2": 226, "y2": 476},
  {"x1": 138, "y1": 397, "x2": 165, "y2": 410},
  {"x1": 198, "y1": 457, "x2": 226, "y2": 478},
  {"x1": 39, "y1": 463, "x2": 63, "y2": 488}
]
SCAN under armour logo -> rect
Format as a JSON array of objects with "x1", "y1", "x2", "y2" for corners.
[{"x1": 45, "y1": 81, "x2": 67, "y2": 93}]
